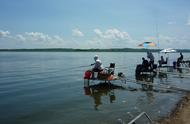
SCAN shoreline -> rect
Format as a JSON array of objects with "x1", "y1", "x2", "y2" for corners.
[{"x1": 157, "y1": 92, "x2": 190, "y2": 124}]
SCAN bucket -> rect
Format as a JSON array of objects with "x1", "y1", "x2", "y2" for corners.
[
  {"x1": 84, "y1": 71, "x2": 92, "y2": 79},
  {"x1": 94, "y1": 72, "x2": 98, "y2": 79}
]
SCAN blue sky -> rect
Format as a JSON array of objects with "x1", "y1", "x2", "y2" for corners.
[{"x1": 0, "y1": 0, "x2": 190, "y2": 49}]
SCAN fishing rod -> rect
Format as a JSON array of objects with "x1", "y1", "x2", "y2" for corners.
[
  {"x1": 60, "y1": 64, "x2": 95, "y2": 71},
  {"x1": 66, "y1": 64, "x2": 93, "y2": 70}
]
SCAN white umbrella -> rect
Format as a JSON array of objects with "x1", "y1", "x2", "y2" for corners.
[
  {"x1": 160, "y1": 48, "x2": 177, "y2": 53},
  {"x1": 160, "y1": 48, "x2": 177, "y2": 66}
]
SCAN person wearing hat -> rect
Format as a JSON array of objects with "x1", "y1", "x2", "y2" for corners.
[
  {"x1": 90, "y1": 55, "x2": 104, "y2": 79},
  {"x1": 91, "y1": 55, "x2": 103, "y2": 72}
]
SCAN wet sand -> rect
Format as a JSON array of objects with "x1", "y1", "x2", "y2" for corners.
[{"x1": 157, "y1": 93, "x2": 190, "y2": 124}]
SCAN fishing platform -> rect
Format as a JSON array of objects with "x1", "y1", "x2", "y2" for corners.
[{"x1": 83, "y1": 63, "x2": 126, "y2": 87}]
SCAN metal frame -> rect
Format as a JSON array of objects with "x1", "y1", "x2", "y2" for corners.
[{"x1": 128, "y1": 112, "x2": 153, "y2": 124}]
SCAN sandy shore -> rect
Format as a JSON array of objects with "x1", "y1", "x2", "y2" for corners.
[{"x1": 157, "y1": 93, "x2": 190, "y2": 124}]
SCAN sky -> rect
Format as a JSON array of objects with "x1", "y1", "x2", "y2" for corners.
[{"x1": 0, "y1": 0, "x2": 190, "y2": 49}]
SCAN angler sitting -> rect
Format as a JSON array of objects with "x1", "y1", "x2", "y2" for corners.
[
  {"x1": 91, "y1": 55, "x2": 104, "y2": 78},
  {"x1": 142, "y1": 57, "x2": 149, "y2": 71},
  {"x1": 158, "y1": 56, "x2": 167, "y2": 67},
  {"x1": 91, "y1": 55, "x2": 104, "y2": 72}
]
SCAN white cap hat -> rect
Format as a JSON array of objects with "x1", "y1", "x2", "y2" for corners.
[{"x1": 94, "y1": 55, "x2": 98, "y2": 60}]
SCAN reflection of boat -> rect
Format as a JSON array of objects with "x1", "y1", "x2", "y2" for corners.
[
  {"x1": 158, "y1": 72, "x2": 168, "y2": 80},
  {"x1": 135, "y1": 72, "x2": 168, "y2": 85},
  {"x1": 135, "y1": 73, "x2": 168, "y2": 92},
  {"x1": 135, "y1": 74, "x2": 155, "y2": 83},
  {"x1": 135, "y1": 74, "x2": 155, "y2": 91},
  {"x1": 83, "y1": 63, "x2": 126, "y2": 86},
  {"x1": 84, "y1": 82, "x2": 124, "y2": 110}
]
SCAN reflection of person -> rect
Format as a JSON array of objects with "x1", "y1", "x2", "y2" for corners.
[
  {"x1": 136, "y1": 75, "x2": 155, "y2": 103},
  {"x1": 93, "y1": 92, "x2": 102, "y2": 110},
  {"x1": 109, "y1": 91, "x2": 116, "y2": 103},
  {"x1": 147, "y1": 51, "x2": 154, "y2": 68},
  {"x1": 91, "y1": 55, "x2": 103, "y2": 72},
  {"x1": 89, "y1": 84, "x2": 116, "y2": 110},
  {"x1": 158, "y1": 72, "x2": 167, "y2": 83}
]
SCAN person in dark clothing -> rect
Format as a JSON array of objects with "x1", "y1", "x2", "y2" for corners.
[
  {"x1": 177, "y1": 52, "x2": 183, "y2": 67},
  {"x1": 147, "y1": 51, "x2": 154, "y2": 69},
  {"x1": 179, "y1": 52, "x2": 183, "y2": 61},
  {"x1": 158, "y1": 56, "x2": 167, "y2": 67},
  {"x1": 177, "y1": 52, "x2": 183, "y2": 73},
  {"x1": 142, "y1": 57, "x2": 149, "y2": 71}
]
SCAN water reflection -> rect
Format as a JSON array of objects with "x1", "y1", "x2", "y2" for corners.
[
  {"x1": 158, "y1": 72, "x2": 168, "y2": 83},
  {"x1": 84, "y1": 72, "x2": 169, "y2": 110},
  {"x1": 135, "y1": 73, "x2": 169, "y2": 104},
  {"x1": 84, "y1": 82, "x2": 123, "y2": 110},
  {"x1": 135, "y1": 74, "x2": 154, "y2": 91},
  {"x1": 136, "y1": 72, "x2": 168, "y2": 90}
]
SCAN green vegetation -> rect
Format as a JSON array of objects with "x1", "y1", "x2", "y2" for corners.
[{"x1": 0, "y1": 48, "x2": 190, "y2": 52}]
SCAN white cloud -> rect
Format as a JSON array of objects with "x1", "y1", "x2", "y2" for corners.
[
  {"x1": 168, "y1": 21, "x2": 176, "y2": 25},
  {"x1": 72, "y1": 29, "x2": 84, "y2": 37},
  {"x1": 16, "y1": 34, "x2": 26, "y2": 41},
  {"x1": 24, "y1": 32, "x2": 51, "y2": 42},
  {"x1": 94, "y1": 28, "x2": 131, "y2": 41},
  {"x1": 53, "y1": 35, "x2": 64, "y2": 41},
  {"x1": 2, "y1": 28, "x2": 190, "y2": 49},
  {"x1": 85, "y1": 28, "x2": 137, "y2": 48},
  {"x1": 15, "y1": 32, "x2": 65, "y2": 43},
  {"x1": 94, "y1": 29, "x2": 103, "y2": 36},
  {"x1": 0, "y1": 30, "x2": 10, "y2": 38},
  {"x1": 11, "y1": 32, "x2": 73, "y2": 48},
  {"x1": 159, "y1": 35, "x2": 174, "y2": 43}
]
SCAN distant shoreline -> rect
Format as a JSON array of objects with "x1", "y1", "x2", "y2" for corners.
[{"x1": 0, "y1": 48, "x2": 190, "y2": 52}]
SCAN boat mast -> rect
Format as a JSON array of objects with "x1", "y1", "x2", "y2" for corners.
[{"x1": 155, "y1": 14, "x2": 160, "y2": 59}]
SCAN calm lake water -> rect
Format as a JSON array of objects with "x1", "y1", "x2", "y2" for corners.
[{"x1": 0, "y1": 52, "x2": 190, "y2": 124}]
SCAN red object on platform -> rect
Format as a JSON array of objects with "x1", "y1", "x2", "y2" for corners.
[{"x1": 84, "y1": 71, "x2": 92, "y2": 79}]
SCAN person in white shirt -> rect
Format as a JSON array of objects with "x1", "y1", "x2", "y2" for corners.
[{"x1": 91, "y1": 55, "x2": 103, "y2": 72}]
